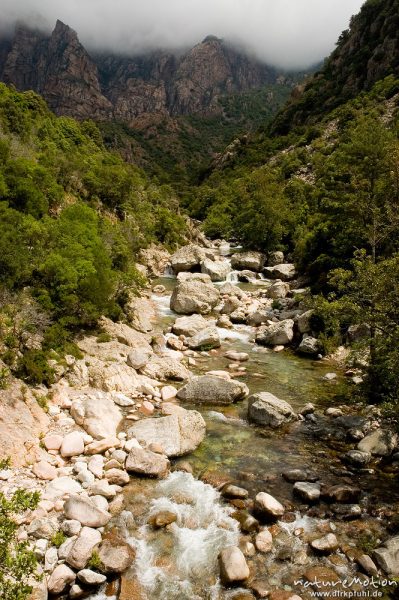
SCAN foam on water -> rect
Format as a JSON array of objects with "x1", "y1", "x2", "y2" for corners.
[
  {"x1": 207, "y1": 411, "x2": 247, "y2": 426},
  {"x1": 151, "y1": 293, "x2": 174, "y2": 316},
  {"x1": 216, "y1": 325, "x2": 253, "y2": 343},
  {"x1": 130, "y1": 471, "x2": 239, "y2": 599}
]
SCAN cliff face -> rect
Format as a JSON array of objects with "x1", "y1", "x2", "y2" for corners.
[
  {"x1": 0, "y1": 22, "x2": 277, "y2": 122},
  {"x1": 272, "y1": 0, "x2": 399, "y2": 133}
]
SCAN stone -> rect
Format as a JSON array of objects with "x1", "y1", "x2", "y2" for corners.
[
  {"x1": 267, "y1": 281, "x2": 290, "y2": 299},
  {"x1": 177, "y1": 375, "x2": 248, "y2": 405},
  {"x1": 128, "y1": 407, "x2": 206, "y2": 457},
  {"x1": 311, "y1": 533, "x2": 339, "y2": 554},
  {"x1": 43, "y1": 434, "x2": 63, "y2": 451},
  {"x1": 70, "y1": 392, "x2": 122, "y2": 440},
  {"x1": 140, "y1": 400, "x2": 155, "y2": 415},
  {"x1": 77, "y1": 569, "x2": 107, "y2": 586},
  {"x1": 63, "y1": 495, "x2": 111, "y2": 527},
  {"x1": 255, "y1": 492, "x2": 284, "y2": 519},
  {"x1": 62, "y1": 519, "x2": 82, "y2": 536},
  {"x1": 88, "y1": 455, "x2": 104, "y2": 478},
  {"x1": 297, "y1": 310, "x2": 314, "y2": 334},
  {"x1": 201, "y1": 258, "x2": 231, "y2": 282},
  {"x1": 323, "y1": 485, "x2": 361, "y2": 504},
  {"x1": 47, "y1": 564, "x2": 76, "y2": 595},
  {"x1": 67, "y1": 526, "x2": 102, "y2": 570},
  {"x1": 126, "y1": 348, "x2": 152, "y2": 370},
  {"x1": 161, "y1": 385, "x2": 178, "y2": 401},
  {"x1": 298, "y1": 336, "x2": 321, "y2": 356},
  {"x1": 343, "y1": 450, "x2": 371, "y2": 467},
  {"x1": 373, "y1": 536, "x2": 399, "y2": 577},
  {"x1": 264, "y1": 264, "x2": 296, "y2": 281},
  {"x1": 219, "y1": 546, "x2": 250, "y2": 585},
  {"x1": 44, "y1": 476, "x2": 82, "y2": 499},
  {"x1": 60, "y1": 431, "x2": 85, "y2": 458},
  {"x1": 224, "y1": 351, "x2": 249, "y2": 362},
  {"x1": 85, "y1": 436, "x2": 121, "y2": 455},
  {"x1": 222, "y1": 484, "x2": 249, "y2": 499},
  {"x1": 170, "y1": 278, "x2": 220, "y2": 315},
  {"x1": 293, "y1": 482, "x2": 321, "y2": 503},
  {"x1": 255, "y1": 529, "x2": 273, "y2": 552},
  {"x1": 88, "y1": 479, "x2": 117, "y2": 499},
  {"x1": 44, "y1": 546, "x2": 58, "y2": 572},
  {"x1": 125, "y1": 446, "x2": 170, "y2": 477},
  {"x1": 33, "y1": 461, "x2": 57, "y2": 480},
  {"x1": 256, "y1": 319, "x2": 294, "y2": 346},
  {"x1": 172, "y1": 314, "x2": 212, "y2": 337},
  {"x1": 91, "y1": 495, "x2": 109, "y2": 512},
  {"x1": 148, "y1": 511, "x2": 177, "y2": 527},
  {"x1": 187, "y1": 326, "x2": 221, "y2": 349},
  {"x1": 282, "y1": 469, "x2": 318, "y2": 483},
  {"x1": 112, "y1": 392, "x2": 135, "y2": 407},
  {"x1": 105, "y1": 468, "x2": 130, "y2": 486},
  {"x1": 248, "y1": 392, "x2": 296, "y2": 428},
  {"x1": 231, "y1": 252, "x2": 266, "y2": 272},
  {"x1": 357, "y1": 429, "x2": 398, "y2": 457},
  {"x1": 28, "y1": 518, "x2": 58, "y2": 540},
  {"x1": 98, "y1": 535, "x2": 135, "y2": 573},
  {"x1": 170, "y1": 244, "x2": 206, "y2": 273},
  {"x1": 357, "y1": 554, "x2": 378, "y2": 576},
  {"x1": 141, "y1": 355, "x2": 190, "y2": 381}
]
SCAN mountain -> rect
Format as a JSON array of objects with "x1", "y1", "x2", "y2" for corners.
[
  {"x1": 272, "y1": 0, "x2": 399, "y2": 133},
  {"x1": 0, "y1": 20, "x2": 281, "y2": 122}
]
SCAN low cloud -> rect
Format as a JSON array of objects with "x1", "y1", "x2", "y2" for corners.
[{"x1": 1, "y1": 0, "x2": 365, "y2": 69}]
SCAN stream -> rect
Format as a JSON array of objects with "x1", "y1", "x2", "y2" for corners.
[{"x1": 91, "y1": 272, "x2": 399, "y2": 600}]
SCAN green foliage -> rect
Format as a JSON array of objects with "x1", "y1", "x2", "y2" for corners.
[
  {"x1": 0, "y1": 367, "x2": 10, "y2": 389},
  {"x1": 0, "y1": 489, "x2": 40, "y2": 600},
  {"x1": 50, "y1": 531, "x2": 67, "y2": 548},
  {"x1": 0, "y1": 457, "x2": 11, "y2": 470},
  {"x1": 17, "y1": 351, "x2": 55, "y2": 387},
  {"x1": 96, "y1": 332, "x2": 112, "y2": 343},
  {"x1": 87, "y1": 550, "x2": 103, "y2": 571}
]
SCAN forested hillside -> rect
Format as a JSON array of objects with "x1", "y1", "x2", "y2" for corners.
[{"x1": 0, "y1": 84, "x2": 186, "y2": 385}]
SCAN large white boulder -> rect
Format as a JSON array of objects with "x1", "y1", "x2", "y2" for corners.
[
  {"x1": 70, "y1": 390, "x2": 122, "y2": 440},
  {"x1": 248, "y1": 392, "x2": 296, "y2": 428},
  {"x1": 170, "y1": 277, "x2": 220, "y2": 315},
  {"x1": 177, "y1": 375, "x2": 248, "y2": 405}
]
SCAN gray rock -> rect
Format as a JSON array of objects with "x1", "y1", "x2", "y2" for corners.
[
  {"x1": 170, "y1": 244, "x2": 206, "y2": 273},
  {"x1": 47, "y1": 564, "x2": 76, "y2": 595},
  {"x1": 77, "y1": 569, "x2": 107, "y2": 585},
  {"x1": 255, "y1": 492, "x2": 284, "y2": 519},
  {"x1": 66, "y1": 526, "x2": 102, "y2": 570},
  {"x1": 219, "y1": 546, "x2": 250, "y2": 584},
  {"x1": 125, "y1": 446, "x2": 170, "y2": 477},
  {"x1": 98, "y1": 536, "x2": 136, "y2": 573},
  {"x1": 248, "y1": 392, "x2": 296, "y2": 428},
  {"x1": 267, "y1": 281, "x2": 290, "y2": 299},
  {"x1": 256, "y1": 319, "x2": 294, "y2": 346},
  {"x1": 298, "y1": 335, "x2": 321, "y2": 356},
  {"x1": 170, "y1": 277, "x2": 220, "y2": 315},
  {"x1": 358, "y1": 429, "x2": 398, "y2": 457},
  {"x1": 70, "y1": 392, "x2": 122, "y2": 440},
  {"x1": 311, "y1": 533, "x2": 339, "y2": 554},
  {"x1": 231, "y1": 252, "x2": 266, "y2": 272},
  {"x1": 222, "y1": 484, "x2": 249, "y2": 499},
  {"x1": 297, "y1": 310, "x2": 314, "y2": 334},
  {"x1": 264, "y1": 263, "x2": 296, "y2": 281},
  {"x1": 187, "y1": 327, "x2": 221, "y2": 350},
  {"x1": 268, "y1": 251, "x2": 284, "y2": 266},
  {"x1": 141, "y1": 355, "x2": 190, "y2": 381},
  {"x1": 293, "y1": 482, "x2": 321, "y2": 503},
  {"x1": 28, "y1": 518, "x2": 58, "y2": 540},
  {"x1": 374, "y1": 536, "x2": 399, "y2": 577},
  {"x1": 343, "y1": 450, "x2": 372, "y2": 467},
  {"x1": 62, "y1": 519, "x2": 82, "y2": 537},
  {"x1": 126, "y1": 347, "x2": 152, "y2": 370},
  {"x1": 128, "y1": 407, "x2": 206, "y2": 457},
  {"x1": 201, "y1": 259, "x2": 231, "y2": 282},
  {"x1": 177, "y1": 375, "x2": 248, "y2": 405},
  {"x1": 63, "y1": 495, "x2": 111, "y2": 527},
  {"x1": 172, "y1": 314, "x2": 212, "y2": 337}
]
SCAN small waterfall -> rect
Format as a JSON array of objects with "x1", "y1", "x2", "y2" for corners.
[
  {"x1": 163, "y1": 263, "x2": 176, "y2": 278},
  {"x1": 130, "y1": 472, "x2": 239, "y2": 600},
  {"x1": 226, "y1": 270, "x2": 239, "y2": 283}
]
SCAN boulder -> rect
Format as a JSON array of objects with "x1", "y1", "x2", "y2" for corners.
[
  {"x1": 148, "y1": 511, "x2": 177, "y2": 528},
  {"x1": 170, "y1": 278, "x2": 220, "y2": 314},
  {"x1": 98, "y1": 535, "x2": 135, "y2": 573},
  {"x1": 170, "y1": 244, "x2": 206, "y2": 273},
  {"x1": 293, "y1": 482, "x2": 321, "y2": 503},
  {"x1": 126, "y1": 348, "x2": 153, "y2": 370},
  {"x1": 128, "y1": 407, "x2": 206, "y2": 457},
  {"x1": 297, "y1": 310, "x2": 314, "y2": 334},
  {"x1": 219, "y1": 546, "x2": 250, "y2": 585},
  {"x1": 264, "y1": 264, "x2": 296, "y2": 281},
  {"x1": 33, "y1": 461, "x2": 57, "y2": 481},
  {"x1": 323, "y1": 485, "x2": 361, "y2": 504},
  {"x1": 256, "y1": 320, "x2": 294, "y2": 346},
  {"x1": 231, "y1": 252, "x2": 266, "y2": 272},
  {"x1": 373, "y1": 536, "x2": 399, "y2": 577},
  {"x1": 141, "y1": 355, "x2": 190, "y2": 381},
  {"x1": 67, "y1": 527, "x2": 102, "y2": 570},
  {"x1": 70, "y1": 391, "x2": 122, "y2": 440},
  {"x1": 44, "y1": 476, "x2": 82, "y2": 500},
  {"x1": 268, "y1": 251, "x2": 285, "y2": 266},
  {"x1": 125, "y1": 446, "x2": 170, "y2": 477},
  {"x1": 47, "y1": 564, "x2": 76, "y2": 595},
  {"x1": 60, "y1": 431, "x2": 85, "y2": 458},
  {"x1": 187, "y1": 327, "x2": 221, "y2": 350},
  {"x1": 201, "y1": 259, "x2": 231, "y2": 282},
  {"x1": 28, "y1": 518, "x2": 58, "y2": 540},
  {"x1": 177, "y1": 375, "x2": 248, "y2": 405},
  {"x1": 267, "y1": 280, "x2": 290, "y2": 299},
  {"x1": 125, "y1": 297, "x2": 155, "y2": 333},
  {"x1": 298, "y1": 336, "x2": 321, "y2": 356},
  {"x1": 224, "y1": 351, "x2": 249, "y2": 362},
  {"x1": 255, "y1": 492, "x2": 284, "y2": 519},
  {"x1": 311, "y1": 533, "x2": 339, "y2": 554},
  {"x1": 248, "y1": 392, "x2": 296, "y2": 428},
  {"x1": 63, "y1": 495, "x2": 111, "y2": 527},
  {"x1": 357, "y1": 429, "x2": 398, "y2": 457},
  {"x1": 98, "y1": 317, "x2": 153, "y2": 351},
  {"x1": 172, "y1": 314, "x2": 212, "y2": 337},
  {"x1": 255, "y1": 529, "x2": 273, "y2": 553},
  {"x1": 77, "y1": 569, "x2": 107, "y2": 586},
  {"x1": 85, "y1": 436, "x2": 120, "y2": 455},
  {"x1": 343, "y1": 449, "x2": 372, "y2": 467},
  {"x1": 105, "y1": 468, "x2": 130, "y2": 486}
]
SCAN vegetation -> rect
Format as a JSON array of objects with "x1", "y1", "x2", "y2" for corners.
[
  {"x1": 0, "y1": 83, "x2": 186, "y2": 382},
  {"x1": 0, "y1": 489, "x2": 40, "y2": 600}
]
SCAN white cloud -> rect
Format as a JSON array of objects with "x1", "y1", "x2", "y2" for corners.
[{"x1": 1, "y1": 0, "x2": 365, "y2": 69}]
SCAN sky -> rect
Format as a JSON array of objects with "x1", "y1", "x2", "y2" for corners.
[{"x1": 1, "y1": 0, "x2": 365, "y2": 69}]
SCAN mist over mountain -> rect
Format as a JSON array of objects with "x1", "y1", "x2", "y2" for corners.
[{"x1": 1, "y1": 0, "x2": 364, "y2": 70}]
